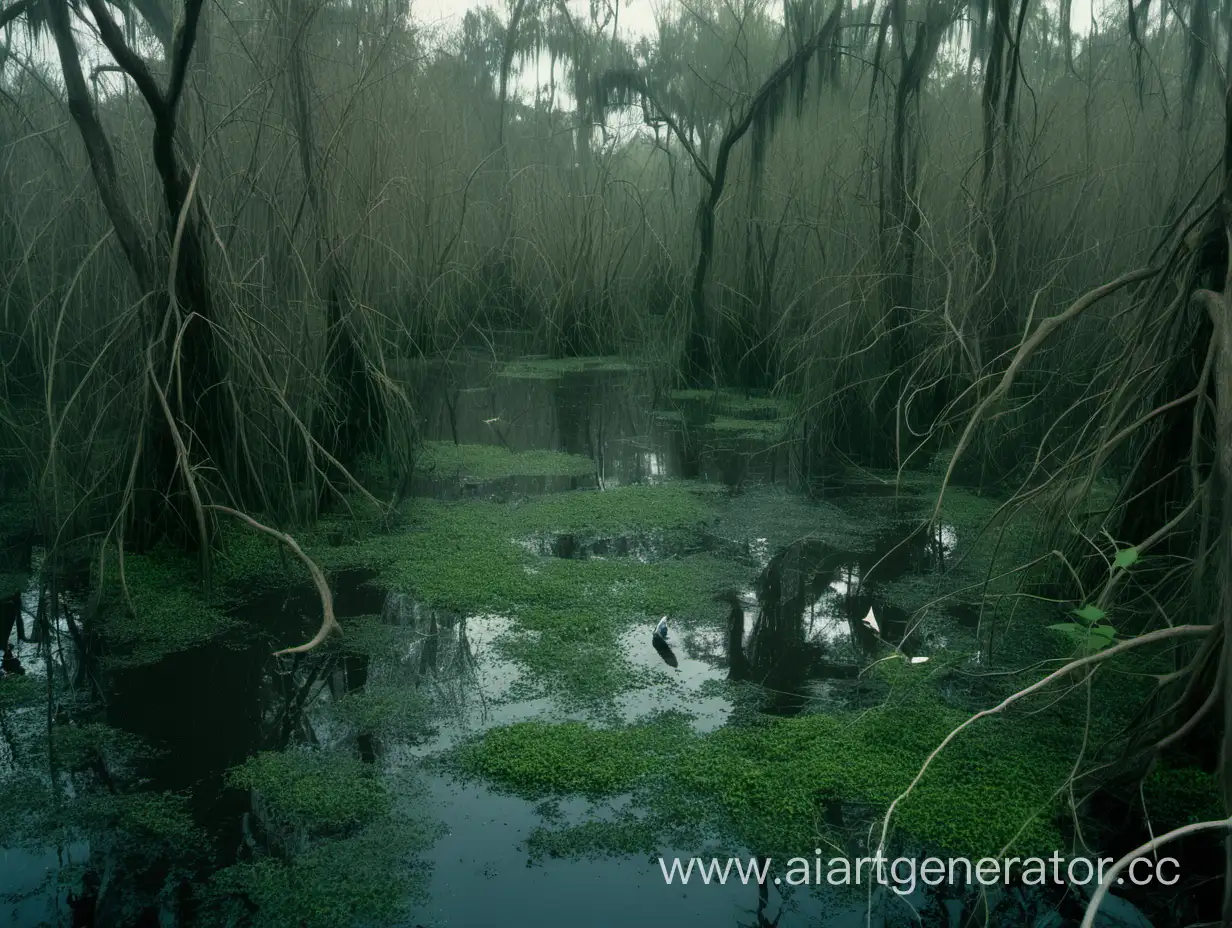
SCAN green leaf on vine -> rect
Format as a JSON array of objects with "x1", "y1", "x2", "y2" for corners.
[{"x1": 1072, "y1": 604, "x2": 1106, "y2": 625}]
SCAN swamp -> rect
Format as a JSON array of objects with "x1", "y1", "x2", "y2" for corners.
[{"x1": 0, "y1": 0, "x2": 1230, "y2": 924}]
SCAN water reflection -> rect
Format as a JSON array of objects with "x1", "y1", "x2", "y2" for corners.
[
  {"x1": 404, "y1": 352, "x2": 796, "y2": 496},
  {"x1": 720, "y1": 521, "x2": 961, "y2": 714}
]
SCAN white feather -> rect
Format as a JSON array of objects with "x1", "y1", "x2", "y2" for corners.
[{"x1": 862, "y1": 607, "x2": 880, "y2": 634}]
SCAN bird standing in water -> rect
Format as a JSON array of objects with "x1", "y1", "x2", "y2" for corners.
[{"x1": 654, "y1": 616, "x2": 669, "y2": 641}]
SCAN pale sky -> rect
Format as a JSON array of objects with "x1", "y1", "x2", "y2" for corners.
[
  {"x1": 405, "y1": 0, "x2": 1101, "y2": 114},
  {"x1": 411, "y1": 0, "x2": 664, "y2": 39},
  {"x1": 409, "y1": 0, "x2": 1100, "y2": 41}
]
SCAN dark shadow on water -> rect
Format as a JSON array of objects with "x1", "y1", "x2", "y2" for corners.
[{"x1": 651, "y1": 633, "x2": 678, "y2": 668}]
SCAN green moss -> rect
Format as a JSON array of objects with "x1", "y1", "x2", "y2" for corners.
[
  {"x1": 206, "y1": 818, "x2": 436, "y2": 928},
  {"x1": 420, "y1": 441, "x2": 595, "y2": 481},
  {"x1": 213, "y1": 527, "x2": 309, "y2": 597},
  {"x1": 668, "y1": 389, "x2": 718, "y2": 402},
  {"x1": 97, "y1": 548, "x2": 238, "y2": 668},
  {"x1": 712, "y1": 487, "x2": 885, "y2": 552},
  {"x1": 1143, "y1": 766, "x2": 1222, "y2": 831},
  {"x1": 311, "y1": 485, "x2": 753, "y2": 701},
  {"x1": 517, "y1": 483, "x2": 715, "y2": 536},
  {"x1": 458, "y1": 674, "x2": 1075, "y2": 860},
  {"x1": 665, "y1": 389, "x2": 794, "y2": 419},
  {"x1": 226, "y1": 749, "x2": 389, "y2": 833},
  {"x1": 499, "y1": 356, "x2": 641, "y2": 379},
  {"x1": 102, "y1": 791, "x2": 203, "y2": 844},
  {"x1": 670, "y1": 698, "x2": 1069, "y2": 859},
  {"x1": 0, "y1": 673, "x2": 41, "y2": 712},
  {"x1": 52, "y1": 722, "x2": 148, "y2": 772},
  {"x1": 454, "y1": 713, "x2": 694, "y2": 798},
  {"x1": 714, "y1": 394, "x2": 794, "y2": 421}
]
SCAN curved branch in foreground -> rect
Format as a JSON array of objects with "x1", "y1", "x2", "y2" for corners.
[
  {"x1": 873, "y1": 624, "x2": 1214, "y2": 857},
  {"x1": 1079, "y1": 817, "x2": 1232, "y2": 928},
  {"x1": 207, "y1": 505, "x2": 341, "y2": 656}
]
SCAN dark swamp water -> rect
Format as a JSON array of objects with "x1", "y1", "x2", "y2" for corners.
[{"x1": 0, "y1": 351, "x2": 1215, "y2": 928}]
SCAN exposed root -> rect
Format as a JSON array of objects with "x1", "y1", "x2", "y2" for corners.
[{"x1": 206, "y1": 505, "x2": 340, "y2": 656}]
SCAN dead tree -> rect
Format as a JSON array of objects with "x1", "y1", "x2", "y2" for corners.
[{"x1": 47, "y1": 0, "x2": 236, "y2": 566}]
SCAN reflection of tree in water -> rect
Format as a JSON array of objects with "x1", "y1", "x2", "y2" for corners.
[
  {"x1": 378, "y1": 592, "x2": 486, "y2": 723},
  {"x1": 723, "y1": 541, "x2": 871, "y2": 715}
]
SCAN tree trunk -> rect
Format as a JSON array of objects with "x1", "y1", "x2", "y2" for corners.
[{"x1": 50, "y1": 0, "x2": 235, "y2": 556}]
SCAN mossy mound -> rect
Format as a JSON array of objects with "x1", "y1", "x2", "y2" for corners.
[
  {"x1": 209, "y1": 747, "x2": 440, "y2": 927},
  {"x1": 52, "y1": 722, "x2": 151, "y2": 774},
  {"x1": 74, "y1": 790, "x2": 204, "y2": 847},
  {"x1": 454, "y1": 712, "x2": 694, "y2": 798},
  {"x1": 226, "y1": 749, "x2": 389, "y2": 834},
  {"x1": 94, "y1": 548, "x2": 239, "y2": 669},
  {"x1": 333, "y1": 613, "x2": 416, "y2": 660},
  {"x1": 335, "y1": 683, "x2": 431, "y2": 739},
  {"x1": 671, "y1": 697, "x2": 1069, "y2": 860},
  {"x1": 419, "y1": 441, "x2": 595, "y2": 481}
]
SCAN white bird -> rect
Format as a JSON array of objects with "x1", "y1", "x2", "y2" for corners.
[
  {"x1": 862, "y1": 607, "x2": 880, "y2": 634},
  {"x1": 909, "y1": 656, "x2": 930, "y2": 664},
  {"x1": 654, "y1": 616, "x2": 669, "y2": 640}
]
